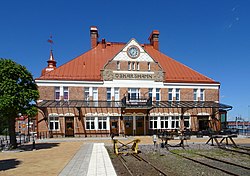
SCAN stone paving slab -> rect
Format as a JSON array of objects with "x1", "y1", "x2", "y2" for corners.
[
  {"x1": 59, "y1": 143, "x2": 93, "y2": 176},
  {"x1": 58, "y1": 143, "x2": 117, "y2": 176},
  {"x1": 87, "y1": 143, "x2": 116, "y2": 176}
]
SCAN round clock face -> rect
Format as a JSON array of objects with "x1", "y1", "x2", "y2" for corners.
[{"x1": 127, "y1": 46, "x2": 140, "y2": 59}]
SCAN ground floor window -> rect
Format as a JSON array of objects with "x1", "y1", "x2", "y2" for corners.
[
  {"x1": 160, "y1": 116, "x2": 169, "y2": 129},
  {"x1": 86, "y1": 117, "x2": 95, "y2": 130},
  {"x1": 98, "y1": 117, "x2": 107, "y2": 130},
  {"x1": 49, "y1": 116, "x2": 60, "y2": 131},
  {"x1": 171, "y1": 116, "x2": 180, "y2": 129},
  {"x1": 184, "y1": 116, "x2": 190, "y2": 128},
  {"x1": 149, "y1": 116, "x2": 158, "y2": 129}
]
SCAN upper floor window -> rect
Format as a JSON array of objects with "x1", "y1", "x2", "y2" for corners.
[
  {"x1": 84, "y1": 87, "x2": 90, "y2": 101},
  {"x1": 132, "y1": 62, "x2": 136, "y2": 70},
  {"x1": 156, "y1": 88, "x2": 160, "y2": 101},
  {"x1": 55, "y1": 87, "x2": 60, "y2": 101},
  {"x1": 117, "y1": 61, "x2": 120, "y2": 70},
  {"x1": 148, "y1": 88, "x2": 153, "y2": 98},
  {"x1": 128, "y1": 88, "x2": 139, "y2": 100},
  {"x1": 137, "y1": 62, "x2": 140, "y2": 70},
  {"x1": 114, "y1": 88, "x2": 119, "y2": 101},
  {"x1": 168, "y1": 88, "x2": 173, "y2": 101},
  {"x1": 107, "y1": 88, "x2": 111, "y2": 101},
  {"x1": 193, "y1": 89, "x2": 198, "y2": 101},
  {"x1": 63, "y1": 87, "x2": 69, "y2": 101},
  {"x1": 147, "y1": 62, "x2": 151, "y2": 71},
  {"x1": 93, "y1": 87, "x2": 98, "y2": 106},
  {"x1": 176, "y1": 88, "x2": 180, "y2": 101},
  {"x1": 128, "y1": 62, "x2": 131, "y2": 70},
  {"x1": 200, "y1": 89, "x2": 205, "y2": 101}
]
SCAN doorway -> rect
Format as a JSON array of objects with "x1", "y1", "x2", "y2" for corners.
[
  {"x1": 65, "y1": 117, "x2": 74, "y2": 137},
  {"x1": 198, "y1": 116, "x2": 209, "y2": 131}
]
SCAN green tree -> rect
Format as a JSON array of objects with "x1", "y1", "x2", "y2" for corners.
[{"x1": 0, "y1": 59, "x2": 39, "y2": 148}]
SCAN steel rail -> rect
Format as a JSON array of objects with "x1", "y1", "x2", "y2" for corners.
[{"x1": 169, "y1": 151, "x2": 240, "y2": 176}]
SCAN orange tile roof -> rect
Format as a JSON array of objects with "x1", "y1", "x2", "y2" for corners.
[
  {"x1": 144, "y1": 45, "x2": 218, "y2": 83},
  {"x1": 37, "y1": 42, "x2": 218, "y2": 84}
]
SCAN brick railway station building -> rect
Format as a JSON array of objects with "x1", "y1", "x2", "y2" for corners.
[{"x1": 34, "y1": 26, "x2": 232, "y2": 138}]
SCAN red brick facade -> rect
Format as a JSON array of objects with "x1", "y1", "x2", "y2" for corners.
[{"x1": 35, "y1": 27, "x2": 227, "y2": 138}]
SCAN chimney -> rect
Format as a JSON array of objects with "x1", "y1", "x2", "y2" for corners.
[
  {"x1": 101, "y1": 38, "x2": 106, "y2": 49},
  {"x1": 148, "y1": 30, "x2": 160, "y2": 50},
  {"x1": 90, "y1": 26, "x2": 99, "y2": 48}
]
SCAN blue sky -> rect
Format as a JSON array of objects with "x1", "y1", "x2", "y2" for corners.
[{"x1": 1, "y1": 0, "x2": 250, "y2": 121}]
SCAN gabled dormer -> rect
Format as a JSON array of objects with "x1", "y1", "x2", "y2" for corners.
[{"x1": 102, "y1": 38, "x2": 164, "y2": 82}]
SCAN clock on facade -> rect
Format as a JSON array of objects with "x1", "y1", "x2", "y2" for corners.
[{"x1": 127, "y1": 45, "x2": 140, "y2": 59}]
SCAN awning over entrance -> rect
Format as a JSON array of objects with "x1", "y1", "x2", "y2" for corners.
[
  {"x1": 37, "y1": 100, "x2": 124, "y2": 108},
  {"x1": 36, "y1": 100, "x2": 232, "y2": 111},
  {"x1": 151, "y1": 101, "x2": 232, "y2": 111}
]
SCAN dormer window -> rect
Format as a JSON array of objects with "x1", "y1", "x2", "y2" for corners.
[
  {"x1": 148, "y1": 62, "x2": 151, "y2": 71},
  {"x1": 128, "y1": 62, "x2": 131, "y2": 70},
  {"x1": 117, "y1": 61, "x2": 120, "y2": 70},
  {"x1": 132, "y1": 62, "x2": 136, "y2": 70}
]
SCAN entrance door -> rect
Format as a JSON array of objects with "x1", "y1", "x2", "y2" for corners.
[
  {"x1": 198, "y1": 116, "x2": 209, "y2": 131},
  {"x1": 136, "y1": 116, "x2": 144, "y2": 135},
  {"x1": 124, "y1": 116, "x2": 133, "y2": 135},
  {"x1": 111, "y1": 121, "x2": 118, "y2": 135},
  {"x1": 65, "y1": 117, "x2": 74, "y2": 137}
]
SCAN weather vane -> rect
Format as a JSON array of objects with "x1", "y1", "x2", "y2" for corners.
[{"x1": 47, "y1": 35, "x2": 54, "y2": 50}]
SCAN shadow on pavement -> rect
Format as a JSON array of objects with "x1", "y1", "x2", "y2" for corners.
[
  {"x1": 20, "y1": 143, "x2": 60, "y2": 151},
  {"x1": 0, "y1": 158, "x2": 22, "y2": 171}
]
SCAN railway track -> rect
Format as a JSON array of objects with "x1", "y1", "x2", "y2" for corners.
[
  {"x1": 220, "y1": 146, "x2": 250, "y2": 156},
  {"x1": 169, "y1": 150, "x2": 250, "y2": 176},
  {"x1": 117, "y1": 154, "x2": 168, "y2": 176}
]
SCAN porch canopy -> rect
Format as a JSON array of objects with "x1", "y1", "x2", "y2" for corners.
[{"x1": 36, "y1": 100, "x2": 232, "y2": 111}]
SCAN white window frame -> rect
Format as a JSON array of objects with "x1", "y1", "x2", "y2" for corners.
[
  {"x1": 137, "y1": 62, "x2": 140, "y2": 70},
  {"x1": 156, "y1": 88, "x2": 160, "y2": 101},
  {"x1": 176, "y1": 88, "x2": 180, "y2": 101},
  {"x1": 160, "y1": 116, "x2": 169, "y2": 129},
  {"x1": 148, "y1": 88, "x2": 153, "y2": 98},
  {"x1": 132, "y1": 62, "x2": 136, "y2": 70},
  {"x1": 114, "y1": 88, "x2": 119, "y2": 101},
  {"x1": 171, "y1": 116, "x2": 180, "y2": 129},
  {"x1": 149, "y1": 116, "x2": 158, "y2": 129},
  {"x1": 168, "y1": 88, "x2": 173, "y2": 101},
  {"x1": 49, "y1": 116, "x2": 60, "y2": 131},
  {"x1": 200, "y1": 89, "x2": 205, "y2": 101},
  {"x1": 84, "y1": 87, "x2": 90, "y2": 101},
  {"x1": 117, "y1": 61, "x2": 120, "y2": 70},
  {"x1": 55, "y1": 87, "x2": 60, "y2": 101},
  {"x1": 98, "y1": 117, "x2": 107, "y2": 130},
  {"x1": 148, "y1": 62, "x2": 151, "y2": 71},
  {"x1": 86, "y1": 117, "x2": 95, "y2": 130},
  {"x1": 183, "y1": 115, "x2": 190, "y2": 128},
  {"x1": 193, "y1": 89, "x2": 198, "y2": 101},
  {"x1": 128, "y1": 88, "x2": 140, "y2": 100},
  {"x1": 63, "y1": 87, "x2": 69, "y2": 101},
  {"x1": 128, "y1": 62, "x2": 131, "y2": 70},
  {"x1": 93, "y1": 87, "x2": 98, "y2": 107},
  {"x1": 107, "y1": 88, "x2": 111, "y2": 101}
]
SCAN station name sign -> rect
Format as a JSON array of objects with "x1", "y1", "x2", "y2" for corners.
[{"x1": 114, "y1": 73, "x2": 153, "y2": 80}]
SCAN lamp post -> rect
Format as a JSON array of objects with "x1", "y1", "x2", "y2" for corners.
[{"x1": 248, "y1": 105, "x2": 250, "y2": 135}]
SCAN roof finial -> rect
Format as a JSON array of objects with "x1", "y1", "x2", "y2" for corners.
[{"x1": 47, "y1": 34, "x2": 53, "y2": 50}]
